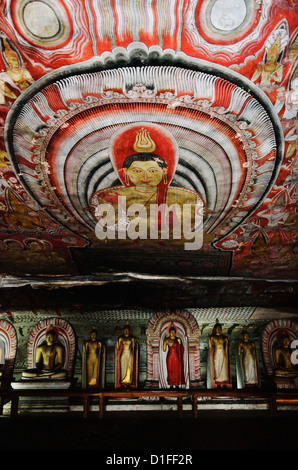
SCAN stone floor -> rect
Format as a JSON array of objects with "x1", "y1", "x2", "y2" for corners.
[{"x1": 0, "y1": 409, "x2": 297, "y2": 459}]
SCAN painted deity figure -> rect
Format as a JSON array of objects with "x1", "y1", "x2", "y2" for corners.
[
  {"x1": 82, "y1": 328, "x2": 102, "y2": 388},
  {"x1": 276, "y1": 77, "x2": 298, "y2": 120},
  {"x1": 22, "y1": 327, "x2": 66, "y2": 380},
  {"x1": 237, "y1": 330, "x2": 259, "y2": 387},
  {"x1": 115, "y1": 325, "x2": 138, "y2": 388},
  {"x1": 90, "y1": 124, "x2": 205, "y2": 245},
  {"x1": 163, "y1": 324, "x2": 185, "y2": 389},
  {"x1": 257, "y1": 198, "x2": 289, "y2": 229},
  {"x1": 208, "y1": 320, "x2": 230, "y2": 387},
  {"x1": 274, "y1": 333, "x2": 298, "y2": 377},
  {"x1": 251, "y1": 33, "x2": 284, "y2": 89},
  {"x1": 0, "y1": 37, "x2": 34, "y2": 105}
]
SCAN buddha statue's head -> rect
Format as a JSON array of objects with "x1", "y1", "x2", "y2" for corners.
[
  {"x1": 123, "y1": 325, "x2": 130, "y2": 337},
  {"x1": 45, "y1": 330, "x2": 55, "y2": 345},
  {"x1": 213, "y1": 319, "x2": 222, "y2": 336},
  {"x1": 169, "y1": 325, "x2": 177, "y2": 339},
  {"x1": 90, "y1": 328, "x2": 98, "y2": 341},
  {"x1": 280, "y1": 334, "x2": 291, "y2": 349},
  {"x1": 242, "y1": 330, "x2": 249, "y2": 342}
]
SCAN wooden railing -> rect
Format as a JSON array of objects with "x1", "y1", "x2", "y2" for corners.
[{"x1": 1, "y1": 387, "x2": 297, "y2": 418}]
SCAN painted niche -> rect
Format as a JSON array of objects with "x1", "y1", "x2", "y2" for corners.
[
  {"x1": 24, "y1": 317, "x2": 76, "y2": 380},
  {"x1": 145, "y1": 311, "x2": 201, "y2": 389},
  {"x1": 262, "y1": 319, "x2": 298, "y2": 389},
  {"x1": 0, "y1": 319, "x2": 17, "y2": 385}
]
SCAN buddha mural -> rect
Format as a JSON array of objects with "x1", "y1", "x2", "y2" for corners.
[{"x1": 90, "y1": 123, "x2": 205, "y2": 248}]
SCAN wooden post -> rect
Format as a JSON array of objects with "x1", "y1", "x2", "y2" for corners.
[
  {"x1": 177, "y1": 395, "x2": 183, "y2": 418},
  {"x1": 99, "y1": 393, "x2": 104, "y2": 418},
  {"x1": 83, "y1": 393, "x2": 89, "y2": 418},
  {"x1": 269, "y1": 392, "x2": 277, "y2": 417},
  {"x1": 10, "y1": 393, "x2": 19, "y2": 417},
  {"x1": 192, "y1": 393, "x2": 198, "y2": 418}
]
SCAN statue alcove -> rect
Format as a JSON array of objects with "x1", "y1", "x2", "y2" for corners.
[
  {"x1": 145, "y1": 311, "x2": 201, "y2": 389},
  {"x1": 12, "y1": 317, "x2": 76, "y2": 389},
  {"x1": 82, "y1": 332, "x2": 106, "y2": 390},
  {"x1": 262, "y1": 319, "x2": 298, "y2": 389},
  {"x1": 159, "y1": 321, "x2": 189, "y2": 389},
  {"x1": 0, "y1": 319, "x2": 17, "y2": 387}
]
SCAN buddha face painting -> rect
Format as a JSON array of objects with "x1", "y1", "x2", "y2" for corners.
[
  {"x1": 123, "y1": 153, "x2": 167, "y2": 189},
  {"x1": 109, "y1": 124, "x2": 177, "y2": 190}
]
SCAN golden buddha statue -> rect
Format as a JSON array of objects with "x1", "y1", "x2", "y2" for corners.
[
  {"x1": 237, "y1": 330, "x2": 259, "y2": 387},
  {"x1": 274, "y1": 333, "x2": 298, "y2": 377},
  {"x1": 82, "y1": 328, "x2": 102, "y2": 388},
  {"x1": 22, "y1": 327, "x2": 67, "y2": 380},
  {"x1": 115, "y1": 324, "x2": 138, "y2": 388}
]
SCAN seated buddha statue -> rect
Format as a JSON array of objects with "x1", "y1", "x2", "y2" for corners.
[
  {"x1": 22, "y1": 327, "x2": 67, "y2": 380},
  {"x1": 274, "y1": 333, "x2": 298, "y2": 377}
]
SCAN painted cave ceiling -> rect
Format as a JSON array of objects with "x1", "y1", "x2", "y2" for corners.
[{"x1": 0, "y1": 0, "x2": 297, "y2": 310}]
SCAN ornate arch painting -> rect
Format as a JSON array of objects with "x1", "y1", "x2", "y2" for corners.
[{"x1": 4, "y1": 45, "x2": 284, "y2": 276}]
